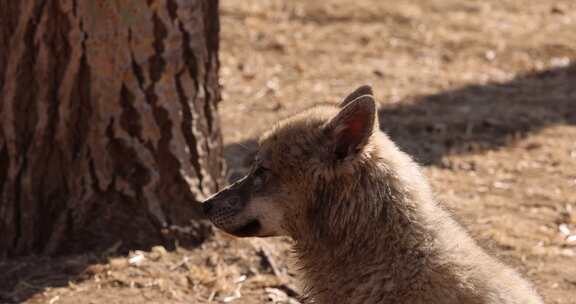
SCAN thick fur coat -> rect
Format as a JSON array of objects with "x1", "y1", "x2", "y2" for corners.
[{"x1": 203, "y1": 86, "x2": 543, "y2": 304}]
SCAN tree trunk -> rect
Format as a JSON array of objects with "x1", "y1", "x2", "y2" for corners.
[{"x1": 0, "y1": 0, "x2": 224, "y2": 257}]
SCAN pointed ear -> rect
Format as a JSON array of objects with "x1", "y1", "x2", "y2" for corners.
[
  {"x1": 340, "y1": 85, "x2": 373, "y2": 108},
  {"x1": 325, "y1": 95, "x2": 377, "y2": 160}
]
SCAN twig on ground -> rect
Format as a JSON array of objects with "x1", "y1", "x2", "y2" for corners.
[
  {"x1": 256, "y1": 246, "x2": 283, "y2": 277},
  {"x1": 169, "y1": 256, "x2": 190, "y2": 271}
]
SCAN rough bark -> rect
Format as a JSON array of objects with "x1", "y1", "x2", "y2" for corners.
[{"x1": 0, "y1": 0, "x2": 224, "y2": 257}]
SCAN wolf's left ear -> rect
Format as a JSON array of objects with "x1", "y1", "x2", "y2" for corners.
[{"x1": 325, "y1": 95, "x2": 377, "y2": 160}]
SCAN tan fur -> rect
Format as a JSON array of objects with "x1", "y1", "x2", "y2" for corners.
[{"x1": 203, "y1": 87, "x2": 543, "y2": 304}]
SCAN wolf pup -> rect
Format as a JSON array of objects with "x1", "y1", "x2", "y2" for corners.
[{"x1": 203, "y1": 86, "x2": 543, "y2": 304}]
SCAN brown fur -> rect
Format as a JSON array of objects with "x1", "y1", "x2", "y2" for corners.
[{"x1": 203, "y1": 86, "x2": 543, "y2": 304}]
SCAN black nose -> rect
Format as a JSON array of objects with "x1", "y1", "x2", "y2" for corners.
[{"x1": 202, "y1": 202, "x2": 213, "y2": 215}]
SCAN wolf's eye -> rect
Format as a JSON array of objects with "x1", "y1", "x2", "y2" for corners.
[
  {"x1": 252, "y1": 166, "x2": 268, "y2": 190},
  {"x1": 254, "y1": 166, "x2": 267, "y2": 175}
]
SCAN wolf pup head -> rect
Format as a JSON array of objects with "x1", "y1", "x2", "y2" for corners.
[{"x1": 203, "y1": 85, "x2": 379, "y2": 238}]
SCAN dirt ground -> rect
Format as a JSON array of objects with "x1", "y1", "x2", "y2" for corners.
[{"x1": 2, "y1": 0, "x2": 576, "y2": 303}]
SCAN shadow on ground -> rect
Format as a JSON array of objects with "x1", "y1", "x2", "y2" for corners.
[
  {"x1": 225, "y1": 64, "x2": 576, "y2": 175},
  {"x1": 0, "y1": 254, "x2": 103, "y2": 303},
  {"x1": 381, "y1": 64, "x2": 576, "y2": 165}
]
